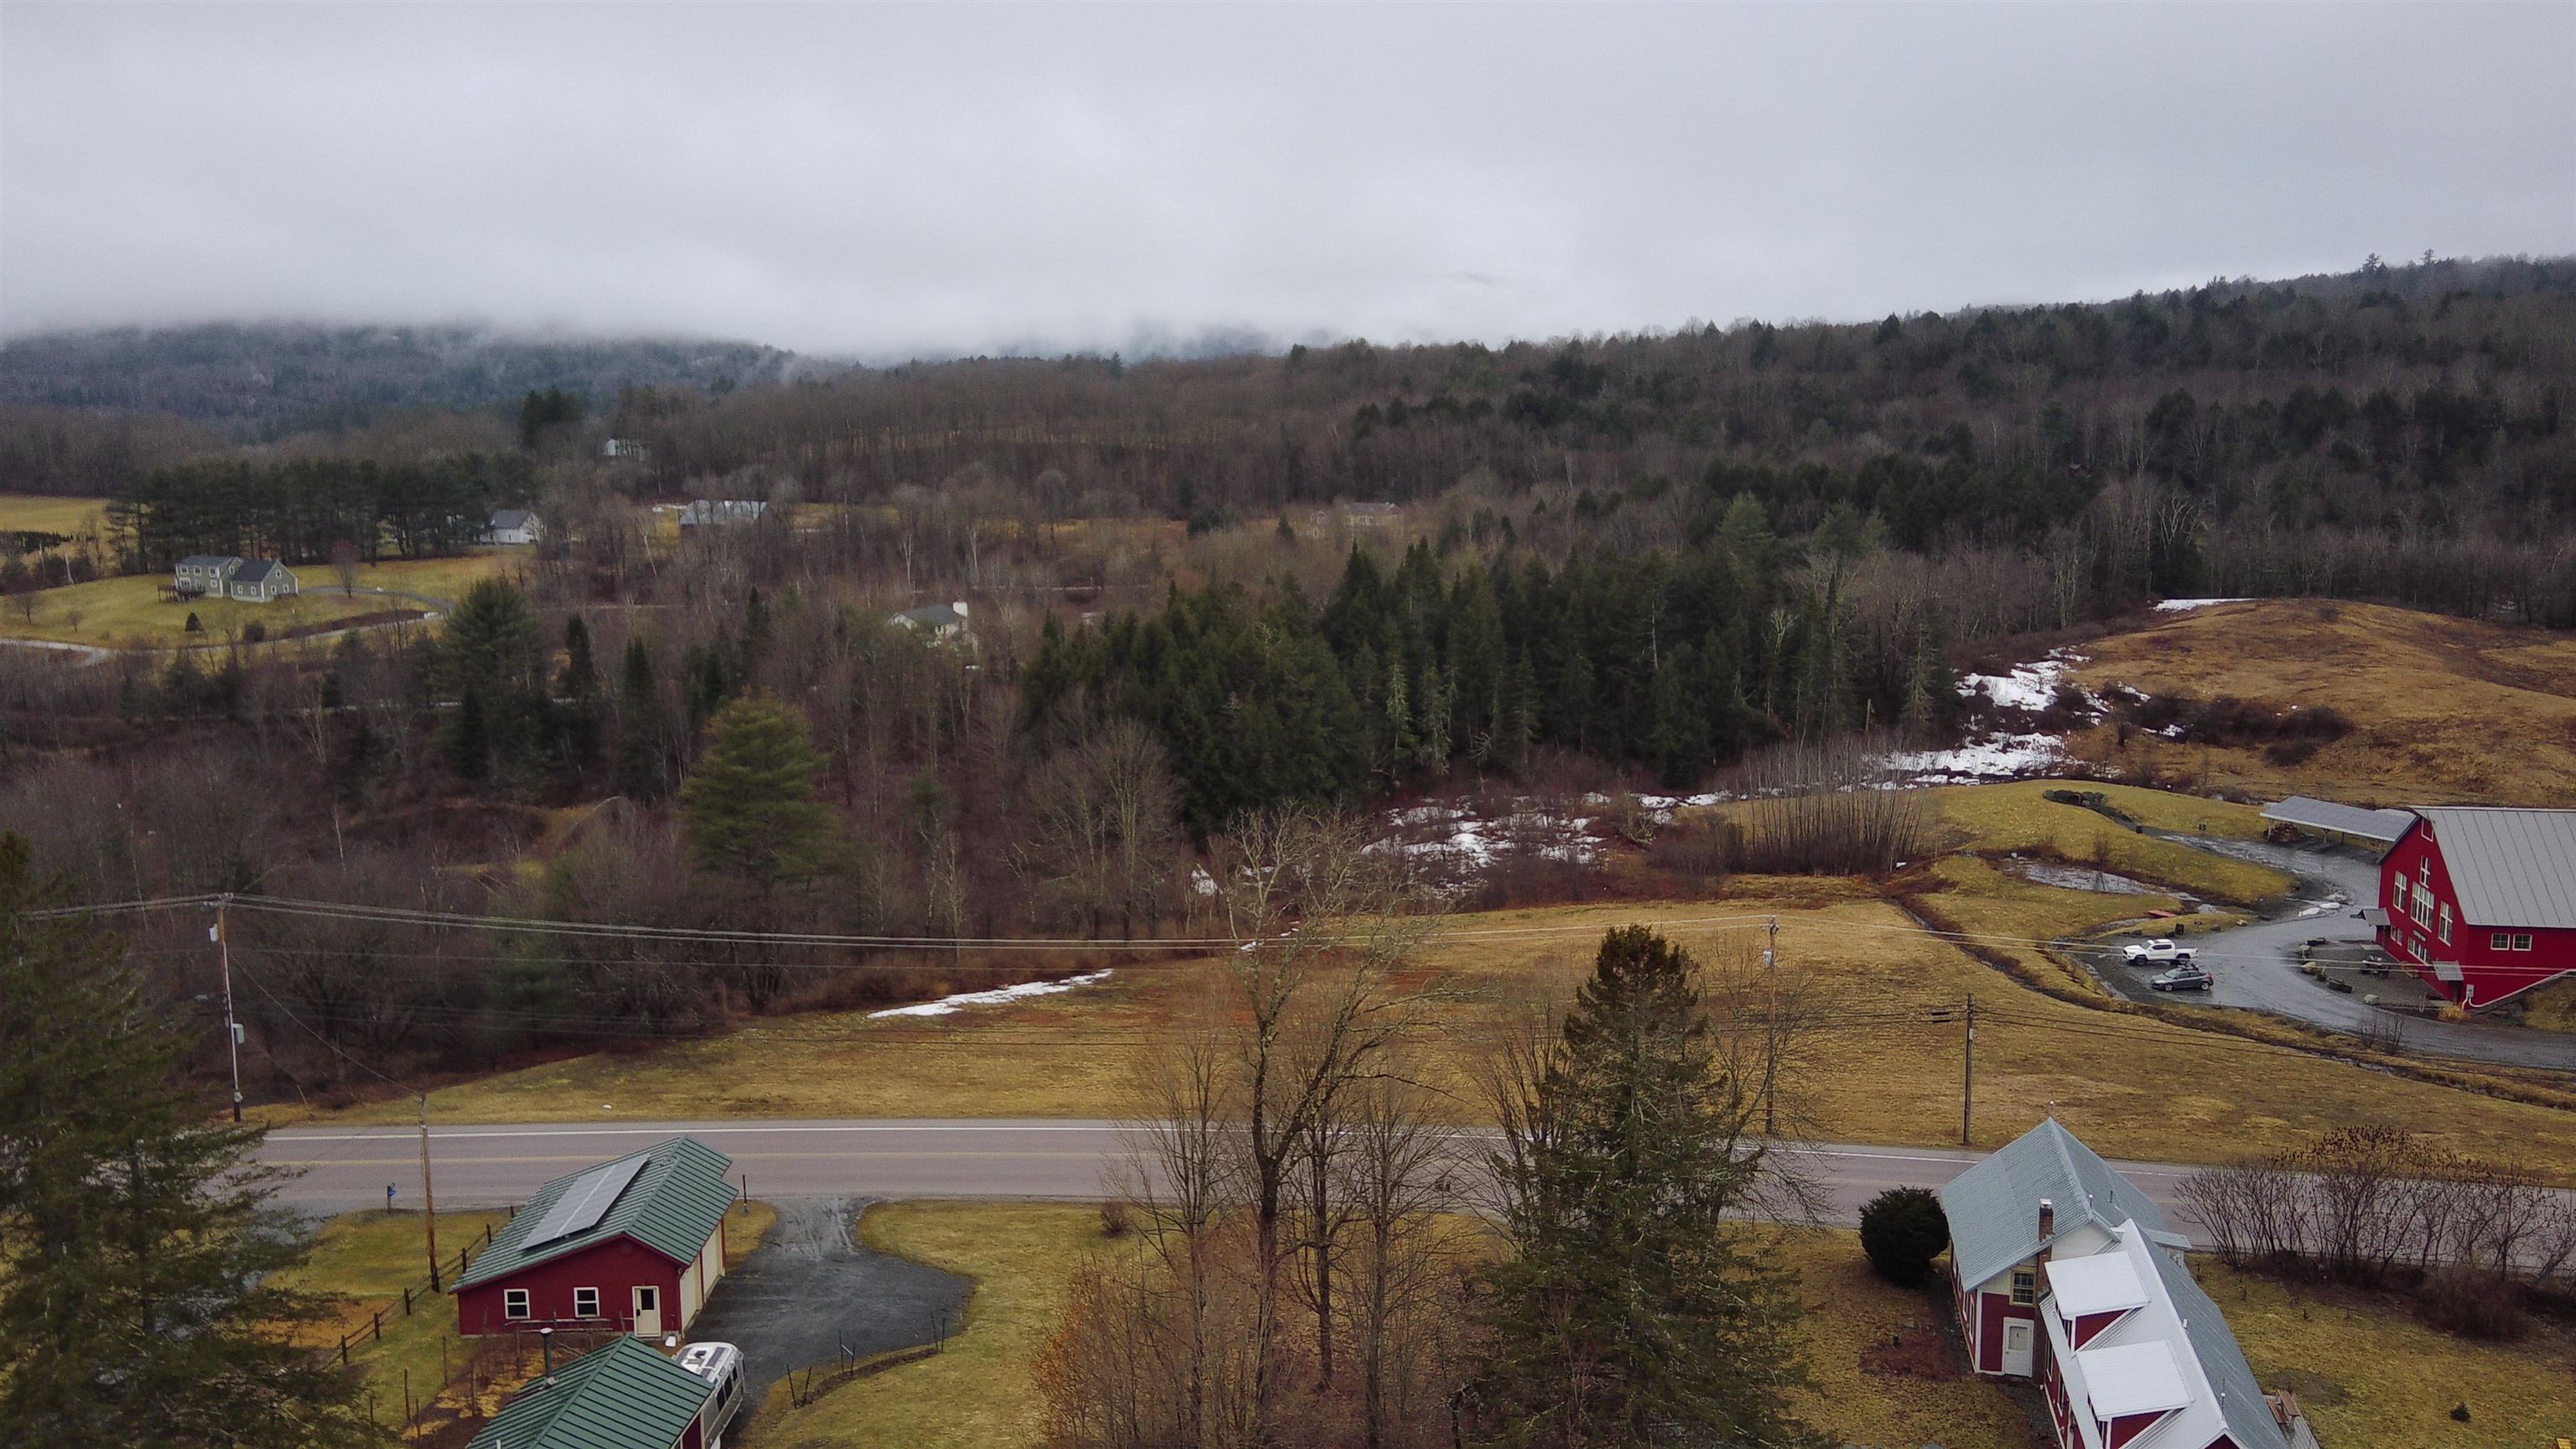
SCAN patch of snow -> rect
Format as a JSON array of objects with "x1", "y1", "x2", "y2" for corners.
[
  {"x1": 870, "y1": 969, "x2": 1114, "y2": 1018},
  {"x1": 1961, "y1": 647, "x2": 2091, "y2": 714},
  {"x1": 1878, "y1": 732, "x2": 2069, "y2": 784},
  {"x1": 2153, "y1": 597, "x2": 2253, "y2": 613}
]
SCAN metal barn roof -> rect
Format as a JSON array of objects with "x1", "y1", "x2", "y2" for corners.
[
  {"x1": 2415, "y1": 807, "x2": 2576, "y2": 929},
  {"x1": 455, "y1": 1136, "x2": 735, "y2": 1290},
  {"x1": 1937, "y1": 1118, "x2": 2175, "y2": 1290},
  {"x1": 2258, "y1": 796, "x2": 2415, "y2": 844},
  {"x1": 465, "y1": 1337, "x2": 713, "y2": 1449}
]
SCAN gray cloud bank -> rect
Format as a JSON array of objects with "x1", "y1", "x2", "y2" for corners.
[{"x1": 4, "y1": 2, "x2": 2571, "y2": 358}]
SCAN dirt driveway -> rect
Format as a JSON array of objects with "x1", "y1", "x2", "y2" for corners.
[{"x1": 690, "y1": 1197, "x2": 970, "y2": 1410}]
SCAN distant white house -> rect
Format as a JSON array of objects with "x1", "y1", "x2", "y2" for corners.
[
  {"x1": 678, "y1": 500, "x2": 768, "y2": 528},
  {"x1": 602, "y1": 438, "x2": 649, "y2": 460},
  {"x1": 890, "y1": 599, "x2": 973, "y2": 645},
  {"x1": 225, "y1": 559, "x2": 299, "y2": 602},
  {"x1": 1308, "y1": 501, "x2": 1402, "y2": 532},
  {"x1": 484, "y1": 509, "x2": 544, "y2": 547}
]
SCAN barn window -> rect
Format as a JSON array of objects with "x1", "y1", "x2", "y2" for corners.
[
  {"x1": 574, "y1": 1287, "x2": 600, "y2": 1318},
  {"x1": 2493, "y1": 932, "x2": 2511, "y2": 951},
  {"x1": 2393, "y1": 880, "x2": 2410, "y2": 912},
  {"x1": 2437, "y1": 906, "x2": 2452, "y2": 944},
  {"x1": 2514, "y1": 933, "x2": 2534, "y2": 952},
  {"x1": 2418, "y1": 854, "x2": 2431, "y2": 882},
  {"x1": 503, "y1": 1289, "x2": 531, "y2": 1321},
  {"x1": 2011, "y1": 1269, "x2": 2036, "y2": 1305}
]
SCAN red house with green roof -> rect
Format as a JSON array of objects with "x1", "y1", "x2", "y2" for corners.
[{"x1": 454, "y1": 1136, "x2": 738, "y2": 1339}]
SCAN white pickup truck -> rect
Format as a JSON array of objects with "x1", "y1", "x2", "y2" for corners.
[{"x1": 2122, "y1": 937, "x2": 2195, "y2": 965}]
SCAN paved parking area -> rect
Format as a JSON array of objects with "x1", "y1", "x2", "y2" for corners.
[{"x1": 689, "y1": 1197, "x2": 970, "y2": 1408}]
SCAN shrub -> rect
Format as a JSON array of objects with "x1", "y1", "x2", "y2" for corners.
[
  {"x1": 184, "y1": 611, "x2": 202, "y2": 633},
  {"x1": 1859, "y1": 1186, "x2": 1949, "y2": 1287},
  {"x1": 240, "y1": 621, "x2": 266, "y2": 644},
  {"x1": 2416, "y1": 1267, "x2": 2527, "y2": 1341}
]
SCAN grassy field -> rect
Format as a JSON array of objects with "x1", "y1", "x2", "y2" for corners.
[
  {"x1": 2199, "y1": 1259, "x2": 2576, "y2": 1449},
  {"x1": 2066, "y1": 599, "x2": 2576, "y2": 807},
  {"x1": 271, "y1": 1207, "x2": 513, "y2": 1434},
  {"x1": 0, "y1": 493, "x2": 109, "y2": 536},
  {"x1": 1778, "y1": 1228, "x2": 2041, "y2": 1448},
  {"x1": 748, "y1": 1202, "x2": 1102, "y2": 1449},
  {"x1": 1919, "y1": 779, "x2": 2293, "y2": 906},
  {"x1": 0, "y1": 553, "x2": 505, "y2": 647},
  {"x1": 270, "y1": 879, "x2": 2576, "y2": 1174}
]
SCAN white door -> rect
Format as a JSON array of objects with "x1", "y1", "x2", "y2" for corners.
[
  {"x1": 2002, "y1": 1320, "x2": 2034, "y2": 1377},
  {"x1": 632, "y1": 1285, "x2": 662, "y2": 1337}
]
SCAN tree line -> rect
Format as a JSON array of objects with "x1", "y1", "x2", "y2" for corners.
[{"x1": 107, "y1": 453, "x2": 533, "y2": 570}]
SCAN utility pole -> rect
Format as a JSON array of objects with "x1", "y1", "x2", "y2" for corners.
[
  {"x1": 1961, "y1": 993, "x2": 1976, "y2": 1146},
  {"x1": 216, "y1": 895, "x2": 242, "y2": 1123},
  {"x1": 1760, "y1": 915, "x2": 1781, "y2": 1137},
  {"x1": 419, "y1": 1093, "x2": 442, "y2": 1292}
]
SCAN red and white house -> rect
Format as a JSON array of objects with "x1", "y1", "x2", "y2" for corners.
[
  {"x1": 1937, "y1": 1119, "x2": 2180, "y2": 1379},
  {"x1": 454, "y1": 1136, "x2": 739, "y2": 1339},
  {"x1": 2371, "y1": 807, "x2": 2576, "y2": 1009},
  {"x1": 1942, "y1": 1121, "x2": 2316, "y2": 1449}
]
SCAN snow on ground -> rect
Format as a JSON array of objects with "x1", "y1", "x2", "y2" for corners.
[
  {"x1": 1961, "y1": 647, "x2": 2090, "y2": 712},
  {"x1": 1368, "y1": 799, "x2": 1601, "y2": 893},
  {"x1": 869, "y1": 969, "x2": 1114, "y2": 1018},
  {"x1": 2153, "y1": 597, "x2": 2253, "y2": 613},
  {"x1": 1877, "y1": 732, "x2": 2070, "y2": 784}
]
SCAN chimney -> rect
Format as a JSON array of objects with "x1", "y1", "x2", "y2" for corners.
[
  {"x1": 2037, "y1": 1198, "x2": 2055, "y2": 1262},
  {"x1": 539, "y1": 1326, "x2": 555, "y2": 1375}
]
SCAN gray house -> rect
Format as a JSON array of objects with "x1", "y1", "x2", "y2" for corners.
[
  {"x1": 225, "y1": 559, "x2": 299, "y2": 602},
  {"x1": 174, "y1": 554, "x2": 244, "y2": 599},
  {"x1": 890, "y1": 599, "x2": 972, "y2": 644},
  {"x1": 484, "y1": 509, "x2": 544, "y2": 546}
]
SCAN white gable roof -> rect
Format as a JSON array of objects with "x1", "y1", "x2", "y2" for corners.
[
  {"x1": 2040, "y1": 1220, "x2": 2288, "y2": 1448},
  {"x1": 2045, "y1": 1250, "x2": 2150, "y2": 1317}
]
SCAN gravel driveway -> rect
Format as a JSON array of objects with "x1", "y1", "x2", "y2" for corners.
[{"x1": 689, "y1": 1197, "x2": 971, "y2": 1410}]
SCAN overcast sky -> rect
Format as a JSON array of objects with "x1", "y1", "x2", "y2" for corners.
[{"x1": 4, "y1": 2, "x2": 2571, "y2": 358}]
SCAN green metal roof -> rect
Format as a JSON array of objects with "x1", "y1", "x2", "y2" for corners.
[
  {"x1": 466, "y1": 1337, "x2": 714, "y2": 1449},
  {"x1": 456, "y1": 1136, "x2": 736, "y2": 1290}
]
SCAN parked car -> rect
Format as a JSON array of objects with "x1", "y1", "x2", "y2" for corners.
[
  {"x1": 2150, "y1": 963, "x2": 2214, "y2": 992},
  {"x1": 2122, "y1": 937, "x2": 2195, "y2": 965}
]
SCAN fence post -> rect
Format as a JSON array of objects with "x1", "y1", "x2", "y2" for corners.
[
  {"x1": 373, "y1": 1310, "x2": 383, "y2": 1343},
  {"x1": 402, "y1": 1285, "x2": 413, "y2": 1316}
]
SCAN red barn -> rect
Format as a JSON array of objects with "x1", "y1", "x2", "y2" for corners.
[
  {"x1": 455, "y1": 1136, "x2": 738, "y2": 1339},
  {"x1": 2372, "y1": 807, "x2": 2576, "y2": 1010}
]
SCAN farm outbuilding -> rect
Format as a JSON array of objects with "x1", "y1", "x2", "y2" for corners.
[
  {"x1": 2375, "y1": 806, "x2": 2576, "y2": 1008},
  {"x1": 2257, "y1": 796, "x2": 2414, "y2": 850},
  {"x1": 455, "y1": 1136, "x2": 738, "y2": 1339},
  {"x1": 466, "y1": 1336, "x2": 741, "y2": 1449}
]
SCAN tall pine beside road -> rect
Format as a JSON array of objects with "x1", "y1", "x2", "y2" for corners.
[
  {"x1": 0, "y1": 834, "x2": 383, "y2": 1447},
  {"x1": 1472, "y1": 925, "x2": 1820, "y2": 1449}
]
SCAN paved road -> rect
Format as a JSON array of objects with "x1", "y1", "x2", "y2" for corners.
[
  {"x1": 257, "y1": 1117, "x2": 2208, "y2": 1232},
  {"x1": 2080, "y1": 834, "x2": 2573, "y2": 1072}
]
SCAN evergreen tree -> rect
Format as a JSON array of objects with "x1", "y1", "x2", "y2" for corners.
[
  {"x1": 1475, "y1": 927, "x2": 1817, "y2": 1449},
  {"x1": 615, "y1": 636, "x2": 667, "y2": 802},
  {"x1": 556, "y1": 615, "x2": 604, "y2": 769},
  {"x1": 449, "y1": 681, "x2": 491, "y2": 781},
  {"x1": 680, "y1": 692, "x2": 836, "y2": 896},
  {"x1": 440, "y1": 578, "x2": 543, "y2": 776},
  {"x1": 0, "y1": 836, "x2": 382, "y2": 1446}
]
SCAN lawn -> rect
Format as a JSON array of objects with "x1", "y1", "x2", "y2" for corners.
[
  {"x1": 1779, "y1": 1228, "x2": 2041, "y2": 1448},
  {"x1": 270, "y1": 1207, "x2": 512, "y2": 1434},
  {"x1": 2066, "y1": 598, "x2": 2576, "y2": 807},
  {"x1": 747, "y1": 1202, "x2": 1103, "y2": 1449},
  {"x1": 2199, "y1": 1259, "x2": 2576, "y2": 1449},
  {"x1": 0, "y1": 552, "x2": 506, "y2": 647},
  {"x1": 271, "y1": 883, "x2": 2576, "y2": 1176}
]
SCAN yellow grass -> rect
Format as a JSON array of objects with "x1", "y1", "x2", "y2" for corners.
[
  {"x1": 0, "y1": 552, "x2": 506, "y2": 647},
  {"x1": 0, "y1": 493, "x2": 109, "y2": 536},
  {"x1": 271, "y1": 1208, "x2": 512, "y2": 1434},
  {"x1": 1779, "y1": 1228, "x2": 2039, "y2": 1449},
  {"x1": 749, "y1": 1202, "x2": 1101, "y2": 1449},
  {"x1": 2067, "y1": 599, "x2": 2576, "y2": 806},
  {"x1": 270, "y1": 889, "x2": 2576, "y2": 1176},
  {"x1": 2199, "y1": 1259, "x2": 2576, "y2": 1449},
  {"x1": 2516, "y1": 977, "x2": 2576, "y2": 1035},
  {"x1": 1923, "y1": 779, "x2": 2293, "y2": 906}
]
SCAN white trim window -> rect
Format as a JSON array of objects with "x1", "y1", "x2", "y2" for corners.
[
  {"x1": 2393, "y1": 879, "x2": 2411, "y2": 914},
  {"x1": 2493, "y1": 931, "x2": 2511, "y2": 951},
  {"x1": 574, "y1": 1286, "x2": 600, "y2": 1318},
  {"x1": 503, "y1": 1288, "x2": 532, "y2": 1321},
  {"x1": 2010, "y1": 1268, "x2": 2037, "y2": 1306},
  {"x1": 2437, "y1": 905, "x2": 2452, "y2": 944},
  {"x1": 2513, "y1": 933, "x2": 2535, "y2": 952}
]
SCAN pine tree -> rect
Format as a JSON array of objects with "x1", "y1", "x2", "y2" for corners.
[
  {"x1": 0, "y1": 836, "x2": 382, "y2": 1446},
  {"x1": 680, "y1": 692, "x2": 836, "y2": 896},
  {"x1": 449, "y1": 680, "x2": 491, "y2": 781},
  {"x1": 1474, "y1": 927, "x2": 1818, "y2": 1448},
  {"x1": 556, "y1": 616, "x2": 603, "y2": 769},
  {"x1": 615, "y1": 637, "x2": 667, "y2": 802}
]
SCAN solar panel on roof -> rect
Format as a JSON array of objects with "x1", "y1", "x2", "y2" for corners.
[{"x1": 523, "y1": 1155, "x2": 649, "y2": 1248}]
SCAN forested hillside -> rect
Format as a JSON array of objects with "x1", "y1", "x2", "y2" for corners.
[{"x1": 0, "y1": 322, "x2": 794, "y2": 443}]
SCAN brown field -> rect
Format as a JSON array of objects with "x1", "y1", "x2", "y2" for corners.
[
  {"x1": 272, "y1": 882, "x2": 2576, "y2": 1176},
  {"x1": 2063, "y1": 599, "x2": 2576, "y2": 806},
  {"x1": 0, "y1": 493, "x2": 110, "y2": 538}
]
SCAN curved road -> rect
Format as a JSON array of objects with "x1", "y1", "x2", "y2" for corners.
[
  {"x1": 2076, "y1": 834, "x2": 2573, "y2": 1072},
  {"x1": 256, "y1": 1117, "x2": 2208, "y2": 1233}
]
